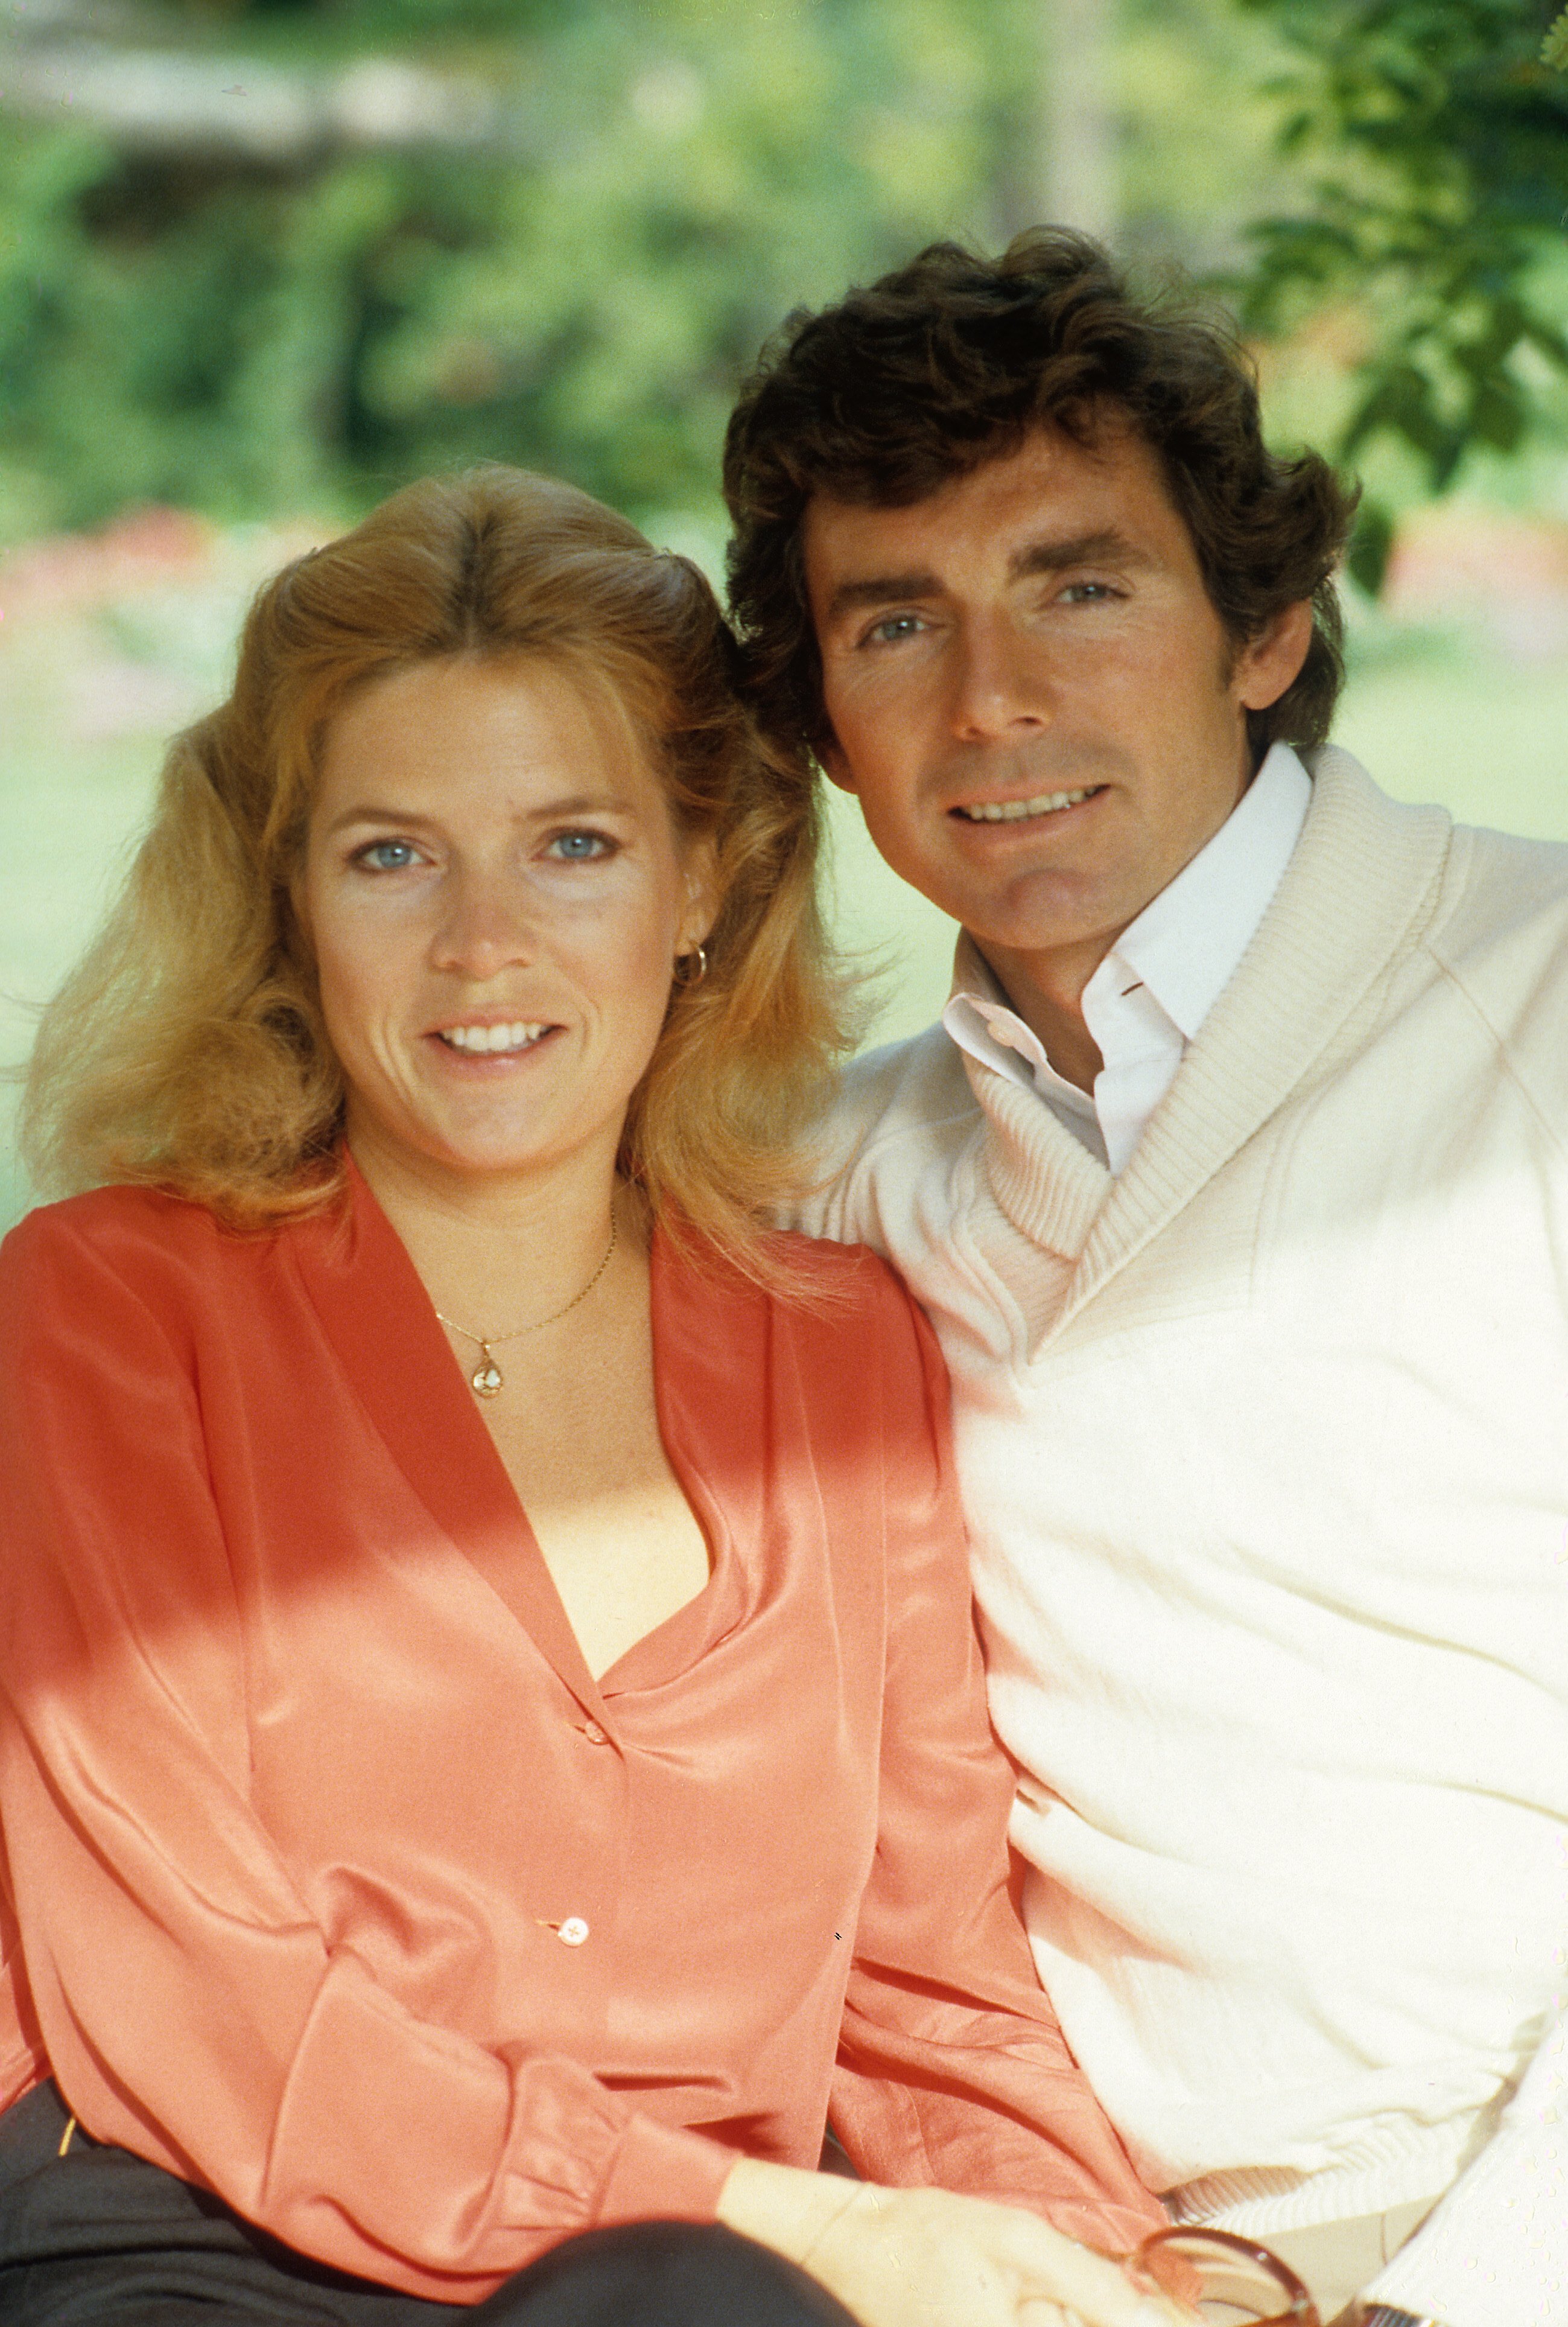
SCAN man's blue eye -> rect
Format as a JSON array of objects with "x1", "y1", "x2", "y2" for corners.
[{"x1": 868, "y1": 615, "x2": 924, "y2": 645}]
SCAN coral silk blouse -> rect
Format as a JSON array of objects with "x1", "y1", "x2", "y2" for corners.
[{"x1": 0, "y1": 1172, "x2": 1160, "y2": 2302}]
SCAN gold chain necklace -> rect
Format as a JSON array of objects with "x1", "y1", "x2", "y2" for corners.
[{"x1": 434, "y1": 1218, "x2": 618, "y2": 1399}]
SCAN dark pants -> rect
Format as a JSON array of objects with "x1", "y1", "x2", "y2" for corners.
[{"x1": 0, "y1": 2084, "x2": 859, "y2": 2326}]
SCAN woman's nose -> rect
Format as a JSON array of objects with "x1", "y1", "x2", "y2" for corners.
[{"x1": 430, "y1": 872, "x2": 538, "y2": 979}]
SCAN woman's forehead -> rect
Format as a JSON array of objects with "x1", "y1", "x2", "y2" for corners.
[{"x1": 312, "y1": 654, "x2": 681, "y2": 835}]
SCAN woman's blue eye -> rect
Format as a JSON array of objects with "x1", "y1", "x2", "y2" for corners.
[
  {"x1": 360, "y1": 840, "x2": 419, "y2": 871},
  {"x1": 549, "y1": 832, "x2": 611, "y2": 860}
]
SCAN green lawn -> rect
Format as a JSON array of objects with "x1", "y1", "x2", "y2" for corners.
[{"x1": 4, "y1": 563, "x2": 1566, "y2": 1231}]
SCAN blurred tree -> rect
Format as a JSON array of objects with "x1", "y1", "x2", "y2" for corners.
[
  {"x1": 1233, "y1": 0, "x2": 1568, "y2": 588},
  {"x1": 4, "y1": 0, "x2": 1561, "y2": 564},
  {"x1": 0, "y1": 0, "x2": 1015, "y2": 534},
  {"x1": 0, "y1": 0, "x2": 1321, "y2": 539}
]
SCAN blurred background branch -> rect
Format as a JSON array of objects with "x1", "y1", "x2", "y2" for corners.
[
  {"x1": 2, "y1": 1, "x2": 1561, "y2": 550},
  {"x1": 1233, "y1": 0, "x2": 1568, "y2": 588}
]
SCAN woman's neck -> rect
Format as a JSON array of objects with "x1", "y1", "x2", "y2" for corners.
[{"x1": 344, "y1": 1118, "x2": 633, "y2": 1342}]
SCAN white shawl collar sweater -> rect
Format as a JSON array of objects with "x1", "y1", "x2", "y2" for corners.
[{"x1": 799, "y1": 750, "x2": 1568, "y2": 2327}]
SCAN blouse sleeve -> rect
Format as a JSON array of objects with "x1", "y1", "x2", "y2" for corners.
[
  {"x1": 830, "y1": 1266, "x2": 1166, "y2": 2258},
  {"x1": 0, "y1": 1207, "x2": 731, "y2": 2303}
]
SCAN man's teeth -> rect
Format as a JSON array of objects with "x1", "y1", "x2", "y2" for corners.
[
  {"x1": 440, "y1": 1022, "x2": 545, "y2": 1054},
  {"x1": 957, "y1": 787, "x2": 1094, "y2": 823}
]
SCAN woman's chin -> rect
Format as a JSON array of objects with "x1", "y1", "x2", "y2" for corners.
[{"x1": 348, "y1": 1091, "x2": 617, "y2": 1194}]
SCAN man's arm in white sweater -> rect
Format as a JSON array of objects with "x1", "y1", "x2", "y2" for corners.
[
  {"x1": 788, "y1": 1026, "x2": 969, "y2": 1250},
  {"x1": 1354, "y1": 2004, "x2": 1566, "y2": 2327},
  {"x1": 1366, "y1": 891, "x2": 1568, "y2": 2326}
]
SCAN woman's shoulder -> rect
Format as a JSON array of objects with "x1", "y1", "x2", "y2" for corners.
[
  {"x1": 0, "y1": 1183, "x2": 281, "y2": 1327},
  {"x1": 688, "y1": 1226, "x2": 936, "y2": 1383},
  {"x1": 758, "y1": 1227, "x2": 920, "y2": 1317},
  {"x1": 667, "y1": 1221, "x2": 917, "y2": 1317},
  {"x1": 5, "y1": 1182, "x2": 221, "y2": 1269}
]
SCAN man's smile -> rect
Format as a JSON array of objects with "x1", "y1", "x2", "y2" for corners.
[{"x1": 950, "y1": 785, "x2": 1105, "y2": 824}]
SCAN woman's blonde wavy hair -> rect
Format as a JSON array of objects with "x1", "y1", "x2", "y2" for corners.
[{"x1": 21, "y1": 467, "x2": 855, "y2": 1273}]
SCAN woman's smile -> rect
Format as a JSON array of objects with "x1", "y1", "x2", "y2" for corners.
[{"x1": 432, "y1": 1019, "x2": 554, "y2": 1058}]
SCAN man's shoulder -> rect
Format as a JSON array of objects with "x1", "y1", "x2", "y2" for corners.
[
  {"x1": 1436, "y1": 815, "x2": 1568, "y2": 955},
  {"x1": 792, "y1": 1020, "x2": 982, "y2": 1244},
  {"x1": 1313, "y1": 744, "x2": 1568, "y2": 949},
  {"x1": 1423, "y1": 818, "x2": 1568, "y2": 1133},
  {"x1": 830, "y1": 1020, "x2": 978, "y2": 1150},
  {"x1": 1312, "y1": 759, "x2": 1568, "y2": 1138},
  {"x1": 1310, "y1": 747, "x2": 1568, "y2": 1028}
]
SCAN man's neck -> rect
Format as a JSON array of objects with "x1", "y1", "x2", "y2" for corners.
[
  {"x1": 972, "y1": 933, "x2": 1114, "y2": 1093},
  {"x1": 962, "y1": 744, "x2": 1313, "y2": 1099}
]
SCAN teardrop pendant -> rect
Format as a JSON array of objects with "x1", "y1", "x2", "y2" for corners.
[{"x1": 433, "y1": 1215, "x2": 617, "y2": 1402}]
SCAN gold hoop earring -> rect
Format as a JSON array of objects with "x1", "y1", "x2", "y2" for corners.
[{"x1": 672, "y1": 945, "x2": 708, "y2": 989}]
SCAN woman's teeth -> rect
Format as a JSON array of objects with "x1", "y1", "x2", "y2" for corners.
[
  {"x1": 439, "y1": 1022, "x2": 545, "y2": 1054},
  {"x1": 957, "y1": 786, "x2": 1095, "y2": 823}
]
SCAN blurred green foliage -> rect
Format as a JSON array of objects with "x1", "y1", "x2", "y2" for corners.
[
  {"x1": 1, "y1": 0, "x2": 1564, "y2": 567},
  {"x1": 0, "y1": 0, "x2": 995, "y2": 532},
  {"x1": 1237, "y1": 0, "x2": 1568, "y2": 588},
  {"x1": 0, "y1": 0, "x2": 1301, "y2": 538}
]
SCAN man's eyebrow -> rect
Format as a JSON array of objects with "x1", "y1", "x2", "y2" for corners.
[
  {"x1": 823, "y1": 570, "x2": 942, "y2": 625},
  {"x1": 1008, "y1": 528, "x2": 1152, "y2": 579},
  {"x1": 822, "y1": 531, "x2": 1154, "y2": 625}
]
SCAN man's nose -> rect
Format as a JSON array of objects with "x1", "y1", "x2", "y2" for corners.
[{"x1": 948, "y1": 617, "x2": 1053, "y2": 741}]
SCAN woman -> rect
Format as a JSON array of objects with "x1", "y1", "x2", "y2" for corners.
[{"x1": 0, "y1": 470, "x2": 1181, "y2": 2327}]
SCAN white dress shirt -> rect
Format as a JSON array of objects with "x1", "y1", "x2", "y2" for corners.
[{"x1": 943, "y1": 743, "x2": 1313, "y2": 1174}]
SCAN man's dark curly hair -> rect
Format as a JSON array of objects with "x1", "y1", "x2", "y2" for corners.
[{"x1": 723, "y1": 231, "x2": 1358, "y2": 765}]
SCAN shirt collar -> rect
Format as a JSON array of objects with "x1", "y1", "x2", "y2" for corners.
[
  {"x1": 1089, "y1": 742, "x2": 1312, "y2": 1043},
  {"x1": 945, "y1": 944, "x2": 1078, "y2": 1098}
]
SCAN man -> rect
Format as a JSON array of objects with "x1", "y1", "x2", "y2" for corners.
[{"x1": 723, "y1": 234, "x2": 1566, "y2": 2327}]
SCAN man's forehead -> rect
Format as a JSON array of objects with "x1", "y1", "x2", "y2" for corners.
[{"x1": 801, "y1": 424, "x2": 1178, "y2": 606}]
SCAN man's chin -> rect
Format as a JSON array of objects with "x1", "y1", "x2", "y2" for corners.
[{"x1": 935, "y1": 869, "x2": 1117, "y2": 963}]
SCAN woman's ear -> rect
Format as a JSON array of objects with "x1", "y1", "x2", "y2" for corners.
[{"x1": 679, "y1": 837, "x2": 720, "y2": 952}]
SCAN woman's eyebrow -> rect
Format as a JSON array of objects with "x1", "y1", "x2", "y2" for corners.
[
  {"x1": 322, "y1": 802, "x2": 434, "y2": 835},
  {"x1": 525, "y1": 791, "x2": 638, "y2": 820},
  {"x1": 323, "y1": 791, "x2": 636, "y2": 837}
]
